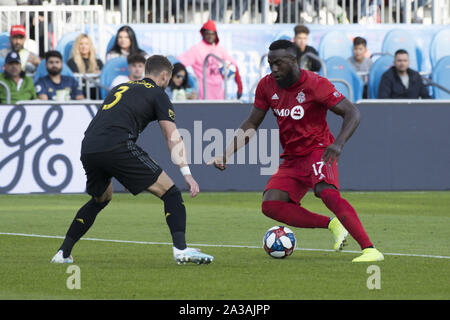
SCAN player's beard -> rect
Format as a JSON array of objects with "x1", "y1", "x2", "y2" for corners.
[{"x1": 275, "y1": 69, "x2": 296, "y2": 89}]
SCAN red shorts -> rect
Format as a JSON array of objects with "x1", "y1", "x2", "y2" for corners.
[{"x1": 264, "y1": 148, "x2": 339, "y2": 204}]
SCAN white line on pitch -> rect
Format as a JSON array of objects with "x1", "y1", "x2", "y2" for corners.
[{"x1": 1, "y1": 231, "x2": 449, "y2": 260}]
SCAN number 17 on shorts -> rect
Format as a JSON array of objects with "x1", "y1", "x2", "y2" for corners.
[{"x1": 310, "y1": 154, "x2": 339, "y2": 189}]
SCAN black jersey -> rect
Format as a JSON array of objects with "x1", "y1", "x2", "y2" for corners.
[{"x1": 81, "y1": 78, "x2": 175, "y2": 154}]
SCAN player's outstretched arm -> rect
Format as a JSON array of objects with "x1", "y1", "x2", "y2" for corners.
[
  {"x1": 323, "y1": 98, "x2": 361, "y2": 165},
  {"x1": 208, "y1": 106, "x2": 267, "y2": 171},
  {"x1": 159, "y1": 120, "x2": 199, "y2": 197}
]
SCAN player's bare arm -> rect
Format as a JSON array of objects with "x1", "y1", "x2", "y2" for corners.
[
  {"x1": 159, "y1": 120, "x2": 200, "y2": 197},
  {"x1": 208, "y1": 106, "x2": 268, "y2": 170},
  {"x1": 322, "y1": 97, "x2": 361, "y2": 165}
]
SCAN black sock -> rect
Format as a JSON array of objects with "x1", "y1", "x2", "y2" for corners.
[
  {"x1": 161, "y1": 185, "x2": 187, "y2": 250},
  {"x1": 59, "y1": 198, "x2": 109, "y2": 258}
]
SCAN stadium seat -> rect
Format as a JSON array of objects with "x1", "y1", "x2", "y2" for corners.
[
  {"x1": 166, "y1": 55, "x2": 178, "y2": 65},
  {"x1": 106, "y1": 35, "x2": 116, "y2": 56},
  {"x1": 99, "y1": 57, "x2": 128, "y2": 99},
  {"x1": 273, "y1": 30, "x2": 292, "y2": 42},
  {"x1": 318, "y1": 30, "x2": 353, "y2": 60},
  {"x1": 0, "y1": 32, "x2": 10, "y2": 51},
  {"x1": 322, "y1": 56, "x2": 364, "y2": 102},
  {"x1": 55, "y1": 32, "x2": 81, "y2": 64},
  {"x1": 368, "y1": 54, "x2": 394, "y2": 99},
  {"x1": 431, "y1": 56, "x2": 450, "y2": 99},
  {"x1": 381, "y1": 29, "x2": 422, "y2": 71},
  {"x1": 429, "y1": 28, "x2": 450, "y2": 68},
  {"x1": 33, "y1": 59, "x2": 75, "y2": 82}
]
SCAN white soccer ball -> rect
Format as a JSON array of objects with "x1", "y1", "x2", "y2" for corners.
[{"x1": 263, "y1": 226, "x2": 296, "y2": 259}]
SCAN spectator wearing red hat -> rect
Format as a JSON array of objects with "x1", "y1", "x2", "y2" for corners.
[
  {"x1": 178, "y1": 19, "x2": 243, "y2": 100},
  {"x1": 0, "y1": 25, "x2": 40, "y2": 73}
]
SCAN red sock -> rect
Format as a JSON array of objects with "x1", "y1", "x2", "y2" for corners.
[
  {"x1": 261, "y1": 201, "x2": 330, "y2": 229},
  {"x1": 320, "y1": 188, "x2": 373, "y2": 249}
]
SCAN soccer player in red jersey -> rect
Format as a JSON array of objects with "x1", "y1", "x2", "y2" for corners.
[{"x1": 209, "y1": 40, "x2": 383, "y2": 262}]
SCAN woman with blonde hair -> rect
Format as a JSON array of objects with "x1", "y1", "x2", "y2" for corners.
[{"x1": 67, "y1": 33, "x2": 103, "y2": 74}]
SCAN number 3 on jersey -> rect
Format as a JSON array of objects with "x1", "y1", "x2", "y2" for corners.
[{"x1": 102, "y1": 85, "x2": 130, "y2": 110}]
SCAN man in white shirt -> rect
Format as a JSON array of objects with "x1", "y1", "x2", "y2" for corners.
[
  {"x1": 110, "y1": 54, "x2": 146, "y2": 89},
  {"x1": 348, "y1": 37, "x2": 372, "y2": 98}
]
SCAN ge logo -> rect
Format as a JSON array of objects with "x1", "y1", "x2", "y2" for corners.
[{"x1": 291, "y1": 105, "x2": 304, "y2": 120}]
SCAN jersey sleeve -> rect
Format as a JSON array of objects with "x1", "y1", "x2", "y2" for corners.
[
  {"x1": 254, "y1": 77, "x2": 270, "y2": 111},
  {"x1": 315, "y1": 76, "x2": 345, "y2": 109},
  {"x1": 154, "y1": 90, "x2": 176, "y2": 122}
]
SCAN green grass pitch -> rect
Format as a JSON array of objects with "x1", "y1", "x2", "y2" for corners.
[{"x1": 0, "y1": 191, "x2": 449, "y2": 300}]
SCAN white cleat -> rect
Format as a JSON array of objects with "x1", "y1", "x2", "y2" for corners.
[
  {"x1": 50, "y1": 250, "x2": 73, "y2": 264},
  {"x1": 173, "y1": 247, "x2": 213, "y2": 265}
]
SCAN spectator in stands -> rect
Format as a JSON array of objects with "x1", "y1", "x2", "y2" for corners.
[
  {"x1": 0, "y1": 25, "x2": 40, "y2": 73},
  {"x1": 357, "y1": 0, "x2": 382, "y2": 23},
  {"x1": 275, "y1": 0, "x2": 320, "y2": 23},
  {"x1": 293, "y1": 24, "x2": 321, "y2": 72},
  {"x1": 148, "y1": 1, "x2": 191, "y2": 23},
  {"x1": 178, "y1": 19, "x2": 243, "y2": 100},
  {"x1": 0, "y1": 51, "x2": 37, "y2": 103},
  {"x1": 399, "y1": 0, "x2": 427, "y2": 23},
  {"x1": 165, "y1": 62, "x2": 197, "y2": 101},
  {"x1": 35, "y1": 50, "x2": 84, "y2": 101},
  {"x1": 67, "y1": 33, "x2": 103, "y2": 99},
  {"x1": 67, "y1": 34, "x2": 103, "y2": 74},
  {"x1": 211, "y1": 0, "x2": 249, "y2": 22},
  {"x1": 357, "y1": 0, "x2": 426, "y2": 23},
  {"x1": 106, "y1": 25, "x2": 148, "y2": 62},
  {"x1": 109, "y1": 53, "x2": 146, "y2": 88},
  {"x1": 378, "y1": 49, "x2": 431, "y2": 99},
  {"x1": 348, "y1": 36, "x2": 372, "y2": 98}
]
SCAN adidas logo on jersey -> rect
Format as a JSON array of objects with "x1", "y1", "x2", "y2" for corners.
[{"x1": 271, "y1": 93, "x2": 279, "y2": 100}]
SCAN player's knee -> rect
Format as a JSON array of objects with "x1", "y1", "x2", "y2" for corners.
[
  {"x1": 95, "y1": 194, "x2": 112, "y2": 203},
  {"x1": 314, "y1": 182, "x2": 337, "y2": 198},
  {"x1": 92, "y1": 197, "x2": 110, "y2": 210},
  {"x1": 318, "y1": 187, "x2": 341, "y2": 212},
  {"x1": 95, "y1": 183, "x2": 113, "y2": 203},
  {"x1": 161, "y1": 185, "x2": 184, "y2": 207},
  {"x1": 262, "y1": 201, "x2": 279, "y2": 219},
  {"x1": 262, "y1": 200, "x2": 294, "y2": 225},
  {"x1": 263, "y1": 189, "x2": 291, "y2": 202}
]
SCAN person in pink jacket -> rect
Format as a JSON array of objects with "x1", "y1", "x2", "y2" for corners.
[{"x1": 178, "y1": 20, "x2": 243, "y2": 100}]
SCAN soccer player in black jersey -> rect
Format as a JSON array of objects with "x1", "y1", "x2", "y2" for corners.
[{"x1": 51, "y1": 55, "x2": 213, "y2": 265}]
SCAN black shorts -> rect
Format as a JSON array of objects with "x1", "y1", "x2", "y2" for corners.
[{"x1": 81, "y1": 142, "x2": 162, "y2": 197}]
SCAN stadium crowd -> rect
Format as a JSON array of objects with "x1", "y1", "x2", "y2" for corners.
[{"x1": 0, "y1": 18, "x2": 447, "y2": 103}]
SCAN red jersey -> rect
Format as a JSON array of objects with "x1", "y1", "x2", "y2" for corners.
[{"x1": 254, "y1": 69, "x2": 344, "y2": 158}]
